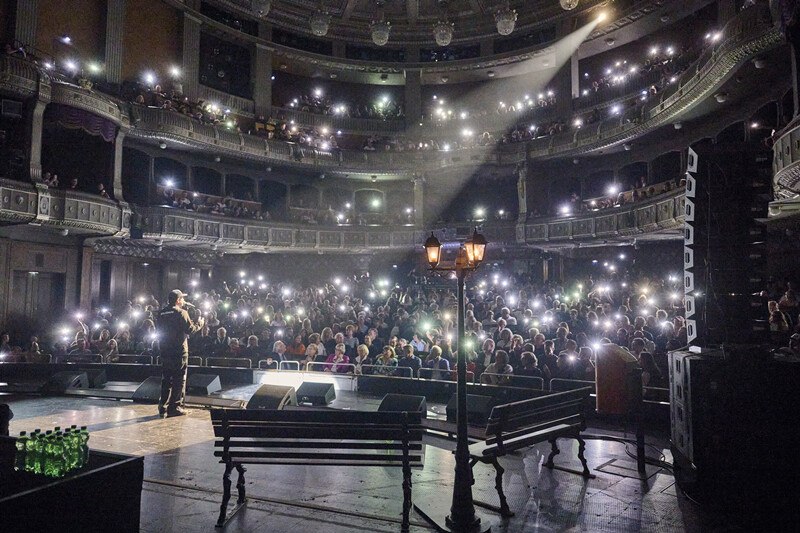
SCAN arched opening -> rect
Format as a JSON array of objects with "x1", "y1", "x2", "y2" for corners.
[
  {"x1": 261, "y1": 180, "x2": 288, "y2": 220},
  {"x1": 650, "y1": 152, "x2": 681, "y2": 184},
  {"x1": 618, "y1": 162, "x2": 648, "y2": 190},
  {"x1": 354, "y1": 189, "x2": 386, "y2": 225},
  {"x1": 226, "y1": 174, "x2": 255, "y2": 201},
  {"x1": 153, "y1": 157, "x2": 187, "y2": 190},
  {"x1": 42, "y1": 104, "x2": 116, "y2": 196},
  {"x1": 193, "y1": 167, "x2": 223, "y2": 196},
  {"x1": 716, "y1": 121, "x2": 744, "y2": 144},
  {"x1": 121, "y1": 148, "x2": 150, "y2": 205}
]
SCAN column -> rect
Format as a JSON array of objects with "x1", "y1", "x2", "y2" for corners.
[
  {"x1": 13, "y1": 0, "x2": 38, "y2": 47},
  {"x1": 253, "y1": 178, "x2": 260, "y2": 204},
  {"x1": 185, "y1": 166, "x2": 194, "y2": 191},
  {"x1": 105, "y1": 0, "x2": 125, "y2": 86},
  {"x1": 112, "y1": 128, "x2": 128, "y2": 200},
  {"x1": 220, "y1": 174, "x2": 227, "y2": 197},
  {"x1": 253, "y1": 44, "x2": 273, "y2": 119},
  {"x1": 404, "y1": 69, "x2": 422, "y2": 128},
  {"x1": 570, "y1": 53, "x2": 579, "y2": 99},
  {"x1": 516, "y1": 163, "x2": 528, "y2": 222},
  {"x1": 27, "y1": 98, "x2": 47, "y2": 182},
  {"x1": 412, "y1": 176, "x2": 424, "y2": 227},
  {"x1": 79, "y1": 246, "x2": 94, "y2": 310},
  {"x1": 182, "y1": 13, "x2": 202, "y2": 101}
]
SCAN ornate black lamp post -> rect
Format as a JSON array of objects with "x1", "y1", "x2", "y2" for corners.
[{"x1": 424, "y1": 228, "x2": 488, "y2": 532}]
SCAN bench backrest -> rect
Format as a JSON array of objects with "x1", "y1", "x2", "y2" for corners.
[
  {"x1": 210, "y1": 408, "x2": 424, "y2": 467},
  {"x1": 206, "y1": 357, "x2": 252, "y2": 368},
  {"x1": 484, "y1": 387, "x2": 591, "y2": 446}
]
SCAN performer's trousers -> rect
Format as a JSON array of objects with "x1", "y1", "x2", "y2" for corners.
[{"x1": 159, "y1": 356, "x2": 188, "y2": 410}]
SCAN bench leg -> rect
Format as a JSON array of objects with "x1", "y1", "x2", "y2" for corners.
[
  {"x1": 544, "y1": 438, "x2": 560, "y2": 469},
  {"x1": 401, "y1": 461, "x2": 412, "y2": 533},
  {"x1": 216, "y1": 462, "x2": 234, "y2": 527},
  {"x1": 490, "y1": 457, "x2": 514, "y2": 517},
  {"x1": 576, "y1": 436, "x2": 592, "y2": 478},
  {"x1": 235, "y1": 463, "x2": 247, "y2": 505}
]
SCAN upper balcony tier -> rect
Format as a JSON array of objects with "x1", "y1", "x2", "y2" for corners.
[
  {"x1": 0, "y1": 4, "x2": 783, "y2": 177},
  {"x1": 0, "y1": 178, "x2": 684, "y2": 252}
]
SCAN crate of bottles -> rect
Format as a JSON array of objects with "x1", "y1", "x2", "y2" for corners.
[{"x1": 14, "y1": 425, "x2": 90, "y2": 478}]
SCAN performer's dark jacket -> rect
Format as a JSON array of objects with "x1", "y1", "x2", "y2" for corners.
[{"x1": 157, "y1": 305, "x2": 202, "y2": 365}]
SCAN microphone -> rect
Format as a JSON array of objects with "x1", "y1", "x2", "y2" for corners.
[{"x1": 183, "y1": 302, "x2": 196, "y2": 308}]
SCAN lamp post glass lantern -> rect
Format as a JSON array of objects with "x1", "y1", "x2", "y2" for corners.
[{"x1": 421, "y1": 229, "x2": 487, "y2": 532}]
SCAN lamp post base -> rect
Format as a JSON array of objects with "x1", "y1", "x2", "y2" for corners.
[{"x1": 414, "y1": 501, "x2": 494, "y2": 533}]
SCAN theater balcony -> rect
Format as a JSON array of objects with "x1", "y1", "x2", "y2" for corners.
[
  {"x1": 770, "y1": 117, "x2": 800, "y2": 221},
  {"x1": 521, "y1": 186, "x2": 684, "y2": 248},
  {"x1": 0, "y1": 179, "x2": 130, "y2": 237}
]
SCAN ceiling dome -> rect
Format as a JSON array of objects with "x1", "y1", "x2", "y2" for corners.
[{"x1": 216, "y1": 0, "x2": 603, "y2": 46}]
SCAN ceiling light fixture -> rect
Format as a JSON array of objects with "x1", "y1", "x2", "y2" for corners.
[
  {"x1": 370, "y1": 1, "x2": 391, "y2": 46},
  {"x1": 495, "y1": 3, "x2": 517, "y2": 36},
  {"x1": 310, "y1": 0, "x2": 331, "y2": 37},
  {"x1": 433, "y1": 1, "x2": 454, "y2": 47}
]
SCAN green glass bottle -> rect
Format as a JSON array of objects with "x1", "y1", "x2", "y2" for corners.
[
  {"x1": 52, "y1": 436, "x2": 65, "y2": 478},
  {"x1": 14, "y1": 431, "x2": 27, "y2": 472},
  {"x1": 43, "y1": 434, "x2": 56, "y2": 477},
  {"x1": 78, "y1": 426, "x2": 90, "y2": 467},
  {"x1": 31, "y1": 430, "x2": 44, "y2": 474}
]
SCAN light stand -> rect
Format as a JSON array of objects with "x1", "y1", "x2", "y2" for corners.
[{"x1": 416, "y1": 229, "x2": 488, "y2": 533}]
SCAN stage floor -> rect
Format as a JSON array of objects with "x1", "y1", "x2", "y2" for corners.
[{"x1": 1, "y1": 389, "x2": 793, "y2": 533}]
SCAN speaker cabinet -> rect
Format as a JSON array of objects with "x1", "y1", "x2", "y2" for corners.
[
  {"x1": 296, "y1": 382, "x2": 336, "y2": 406},
  {"x1": 446, "y1": 394, "x2": 496, "y2": 425},
  {"x1": 84, "y1": 369, "x2": 107, "y2": 388},
  {"x1": 378, "y1": 394, "x2": 427, "y2": 418},
  {"x1": 131, "y1": 376, "x2": 162, "y2": 403},
  {"x1": 186, "y1": 373, "x2": 222, "y2": 395},
  {"x1": 40, "y1": 372, "x2": 89, "y2": 394},
  {"x1": 246, "y1": 384, "x2": 297, "y2": 410}
]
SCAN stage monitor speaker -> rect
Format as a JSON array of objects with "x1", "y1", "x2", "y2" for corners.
[
  {"x1": 378, "y1": 394, "x2": 427, "y2": 418},
  {"x1": 187, "y1": 373, "x2": 221, "y2": 395},
  {"x1": 246, "y1": 384, "x2": 297, "y2": 410},
  {"x1": 296, "y1": 382, "x2": 336, "y2": 406},
  {"x1": 131, "y1": 376, "x2": 162, "y2": 403},
  {"x1": 40, "y1": 371, "x2": 89, "y2": 394},
  {"x1": 446, "y1": 394, "x2": 496, "y2": 426},
  {"x1": 84, "y1": 369, "x2": 107, "y2": 388}
]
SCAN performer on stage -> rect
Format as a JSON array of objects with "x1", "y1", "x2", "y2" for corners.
[{"x1": 157, "y1": 289, "x2": 204, "y2": 417}]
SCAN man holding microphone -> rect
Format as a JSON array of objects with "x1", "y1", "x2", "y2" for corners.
[{"x1": 157, "y1": 289, "x2": 204, "y2": 417}]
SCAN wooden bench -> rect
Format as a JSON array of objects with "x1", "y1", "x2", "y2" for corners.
[
  {"x1": 210, "y1": 408, "x2": 424, "y2": 530},
  {"x1": 468, "y1": 387, "x2": 594, "y2": 517}
]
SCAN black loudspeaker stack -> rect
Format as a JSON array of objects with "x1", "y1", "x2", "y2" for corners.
[
  {"x1": 40, "y1": 371, "x2": 89, "y2": 394},
  {"x1": 246, "y1": 384, "x2": 297, "y2": 410},
  {"x1": 682, "y1": 146, "x2": 769, "y2": 346},
  {"x1": 669, "y1": 349, "x2": 800, "y2": 508},
  {"x1": 445, "y1": 394, "x2": 496, "y2": 425},
  {"x1": 378, "y1": 394, "x2": 427, "y2": 418},
  {"x1": 186, "y1": 374, "x2": 222, "y2": 395},
  {"x1": 295, "y1": 382, "x2": 336, "y2": 406}
]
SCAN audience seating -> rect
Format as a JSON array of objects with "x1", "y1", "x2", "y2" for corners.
[
  {"x1": 115, "y1": 354, "x2": 153, "y2": 365},
  {"x1": 210, "y1": 408, "x2": 424, "y2": 530}
]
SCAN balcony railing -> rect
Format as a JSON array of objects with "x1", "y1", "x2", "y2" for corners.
[
  {"x1": 0, "y1": 179, "x2": 131, "y2": 236},
  {"x1": 522, "y1": 188, "x2": 684, "y2": 244},
  {"x1": 772, "y1": 117, "x2": 800, "y2": 200}
]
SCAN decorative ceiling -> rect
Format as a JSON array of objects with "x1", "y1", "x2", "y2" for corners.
[{"x1": 215, "y1": 0, "x2": 608, "y2": 46}]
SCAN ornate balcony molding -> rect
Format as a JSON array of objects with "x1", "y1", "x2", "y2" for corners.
[
  {"x1": 772, "y1": 119, "x2": 800, "y2": 200},
  {"x1": 134, "y1": 206, "x2": 420, "y2": 252},
  {"x1": 521, "y1": 190, "x2": 684, "y2": 246},
  {"x1": 0, "y1": 55, "x2": 39, "y2": 97},
  {"x1": 50, "y1": 80, "x2": 129, "y2": 127},
  {"x1": 0, "y1": 179, "x2": 130, "y2": 236}
]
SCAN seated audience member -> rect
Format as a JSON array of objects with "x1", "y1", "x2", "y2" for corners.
[
  {"x1": 286, "y1": 334, "x2": 307, "y2": 358},
  {"x1": 324, "y1": 343, "x2": 351, "y2": 373},
  {"x1": 227, "y1": 338, "x2": 242, "y2": 357},
  {"x1": 353, "y1": 343, "x2": 372, "y2": 375},
  {"x1": 211, "y1": 327, "x2": 231, "y2": 357},
  {"x1": 425, "y1": 345, "x2": 450, "y2": 380},
  {"x1": 100, "y1": 339, "x2": 119, "y2": 363},
  {"x1": 517, "y1": 351, "x2": 545, "y2": 379},
  {"x1": 483, "y1": 350, "x2": 514, "y2": 385},
  {"x1": 242, "y1": 335, "x2": 266, "y2": 366},
  {"x1": 374, "y1": 346, "x2": 399, "y2": 376},
  {"x1": 397, "y1": 344, "x2": 422, "y2": 377}
]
